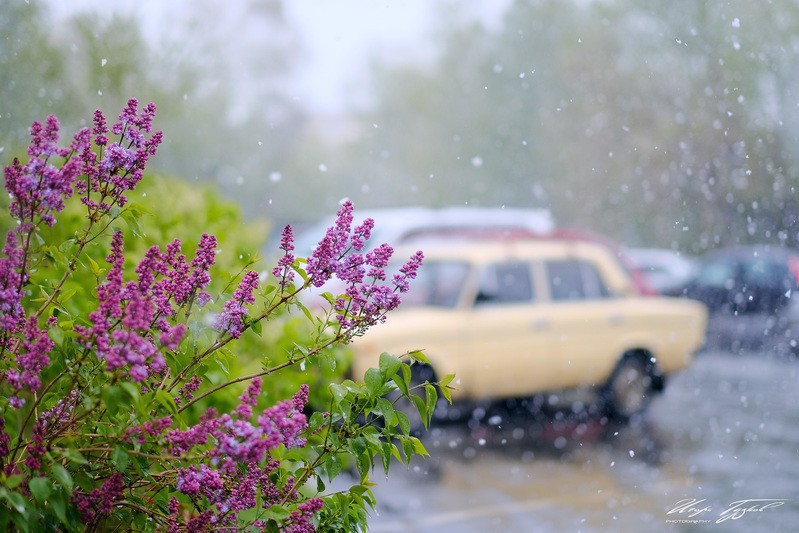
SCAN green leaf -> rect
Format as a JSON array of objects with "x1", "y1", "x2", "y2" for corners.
[
  {"x1": 439, "y1": 373, "x2": 456, "y2": 403},
  {"x1": 263, "y1": 504, "x2": 292, "y2": 521},
  {"x1": 364, "y1": 368, "x2": 383, "y2": 398},
  {"x1": 87, "y1": 255, "x2": 102, "y2": 277},
  {"x1": 356, "y1": 452, "x2": 371, "y2": 481},
  {"x1": 391, "y1": 373, "x2": 409, "y2": 397},
  {"x1": 425, "y1": 383, "x2": 438, "y2": 425},
  {"x1": 250, "y1": 319, "x2": 263, "y2": 336},
  {"x1": 409, "y1": 436, "x2": 429, "y2": 456},
  {"x1": 329, "y1": 382, "x2": 345, "y2": 403},
  {"x1": 324, "y1": 455, "x2": 343, "y2": 481},
  {"x1": 412, "y1": 395, "x2": 427, "y2": 429},
  {"x1": 294, "y1": 300, "x2": 314, "y2": 322},
  {"x1": 378, "y1": 352, "x2": 402, "y2": 378},
  {"x1": 58, "y1": 448, "x2": 88, "y2": 465},
  {"x1": 0, "y1": 487, "x2": 27, "y2": 514},
  {"x1": 376, "y1": 397, "x2": 395, "y2": 426},
  {"x1": 155, "y1": 390, "x2": 179, "y2": 417},
  {"x1": 49, "y1": 489, "x2": 67, "y2": 523},
  {"x1": 50, "y1": 465, "x2": 73, "y2": 491},
  {"x1": 4, "y1": 474, "x2": 25, "y2": 489},
  {"x1": 408, "y1": 350, "x2": 430, "y2": 365},
  {"x1": 28, "y1": 477, "x2": 52, "y2": 502},
  {"x1": 396, "y1": 411, "x2": 411, "y2": 436},
  {"x1": 112, "y1": 446, "x2": 129, "y2": 472}
]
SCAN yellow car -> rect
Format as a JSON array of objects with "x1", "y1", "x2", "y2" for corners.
[{"x1": 351, "y1": 237, "x2": 708, "y2": 422}]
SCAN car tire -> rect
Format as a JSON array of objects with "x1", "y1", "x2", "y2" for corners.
[{"x1": 603, "y1": 352, "x2": 660, "y2": 422}]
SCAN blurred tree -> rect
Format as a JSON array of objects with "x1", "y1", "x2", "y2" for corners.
[
  {"x1": 0, "y1": 0, "x2": 77, "y2": 148},
  {"x1": 322, "y1": 0, "x2": 799, "y2": 252},
  {"x1": 1, "y1": 0, "x2": 307, "y2": 222}
]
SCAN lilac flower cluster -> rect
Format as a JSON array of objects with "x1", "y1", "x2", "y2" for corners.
[
  {"x1": 163, "y1": 383, "x2": 318, "y2": 529},
  {"x1": 71, "y1": 472, "x2": 126, "y2": 523},
  {"x1": 272, "y1": 225, "x2": 296, "y2": 289},
  {"x1": 214, "y1": 269, "x2": 259, "y2": 338},
  {"x1": 0, "y1": 102, "x2": 429, "y2": 531},
  {"x1": 3, "y1": 115, "x2": 85, "y2": 229},
  {"x1": 0, "y1": 416, "x2": 9, "y2": 466},
  {"x1": 298, "y1": 201, "x2": 424, "y2": 334},
  {"x1": 5, "y1": 316, "x2": 57, "y2": 408},
  {"x1": 125, "y1": 415, "x2": 173, "y2": 445},
  {"x1": 165, "y1": 382, "x2": 309, "y2": 466},
  {"x1": 0, "y1": 232, "x2": 26, "y2": 339},
  {"x1": 76, "y1": 230, "x2": 217, "y2": 382},
  {"x1": 1, "y1": 100, "x2": 166, "y2": 406},
  {"x1": 76, "y1": 98, "x2": 162, "y2": 215},
  {"x1": 23, "y1": 390, "x2": 78, "y2": 472}
]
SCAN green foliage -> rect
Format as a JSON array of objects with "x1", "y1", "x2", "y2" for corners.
[
  {"x1": 287, "y1": 0, "x2": 799, "y2": 251},
  {"x1": 0, "y1": 102, "x2": 449, "y2": 532}
]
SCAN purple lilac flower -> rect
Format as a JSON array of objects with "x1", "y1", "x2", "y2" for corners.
[
  {"x1": 306, "y1": 201, "x2": 355, "y2": 287},
  {"x1": 176, "y1": 376, "x2": 203, "y2": 406},
  {"x1": 257, "y1": 385, "x2": 309, "y2": 450},
  {"x1": 351, "y1": 217, "x2": 374, "y2": 252},
  {"x1": 80, "y1": 99, "x2": 163, "y2": 211},
  {"x1": 23, "y1": 390, "x2": 78, "y2": 472},
  {"x1": 0, "y1": 416, "x2": 9, "y2": 464},
  {"x1": 189, "y1": 233, "x2": 217, "y2": 295},
  {"x1": 176, "y1": 464, "x2": 224, "y2": 499},
  {"x1": 76, "y1": 230, "x2": 194, "y2": 382},
  {"x1": 185, "y1": 510, "x2": 215, "y2": 533},
  {"x1": 0, "y1": 231, "x2": 25, "y2": 337},
  {"x1": 272, "y1": 225, "x2": 296, "y2": 288},
  {"x1": 125, "y1": 416, "x2": 173, "y2": 444},
  {"x1": 166, "y1": 385, "x2": 309, "y2": 464},
  {"x1": 281, "y1": 498, "x2": 325, "y2": 533},
  {"x1": 3, "y1": 116, "x2": 87, "y2": 228},
  {"x1": 71, "y1": 473, "x2": 125, "y2": 522},
  {"x1": 215, "y1": 270, "x2": 259, "y2": 338},
  {"x1": 5, "y1": 316, "x2": 56, "y2": 397},
  {"x1": 334, "y1": 247, "x2": 423, "y2": 335},
  {"x1": 235, "y1": 377, "x2": 262, "y2": 419},
  {"x1": 225, "y1": 465, "x2": 262, "y2": 513},
  {"x1": 165, "y1": 410, "x2": 220, "y2": 456},
  {"x1": 158, "y1": 322, "x2": 187, "y2": 351}
]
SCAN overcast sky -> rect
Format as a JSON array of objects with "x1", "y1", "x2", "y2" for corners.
[{"x1": 45, "y1": 0, "x2": 509, "y2": 114}]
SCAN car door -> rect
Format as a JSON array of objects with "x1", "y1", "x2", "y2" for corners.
[
  {"x1": 543, "y1": 258, "x2": 623, "y2": 389},
  {"x1": 465, "y1": 260, "x2": 555, "y2": 398}
]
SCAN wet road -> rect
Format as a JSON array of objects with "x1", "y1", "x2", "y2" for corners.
[{"x1": 361, "y1": 350, "x2": 799, "y2": 532}]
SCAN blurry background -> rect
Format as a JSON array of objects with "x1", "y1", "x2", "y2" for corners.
[
  {"x1": 5, "y1": 0, "x2": 799, "y2": 252},
  {"x1": 6, "y1": 2, "x2": 799, "y2": 531}
]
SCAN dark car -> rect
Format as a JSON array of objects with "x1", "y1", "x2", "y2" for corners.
[{"x1": 670, "y1": 245, "x2": 799, "y2": 352}]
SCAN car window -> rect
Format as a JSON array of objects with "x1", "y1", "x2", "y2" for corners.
[
  {"x1": 695, "y1": 260, "x2": 737, "y2": 289},
  {"x1": 546, "y1": 260, "x2": 610, "y2": 301},
  {"x1": 475, "y1": 262, "x2": 534, "y2": 305},
  {"x1": 401, "y1": 260, "x2": 470, "y2": 308},
  {"x1": 741, "y1": 259, "x2": 790, "y2": 288}
]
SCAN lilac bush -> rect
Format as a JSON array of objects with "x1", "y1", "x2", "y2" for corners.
[{"x1": 0, "y1": 100, "x2": 444, "y2": 532}]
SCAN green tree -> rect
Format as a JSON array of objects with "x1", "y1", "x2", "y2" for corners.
[{"x1": 329, "y1": 0, "x2": 799, "y2": 251}]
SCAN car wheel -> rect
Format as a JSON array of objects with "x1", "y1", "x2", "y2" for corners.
[{"x1": 603, "y1": 353, "x2": 658, "y2": 422}]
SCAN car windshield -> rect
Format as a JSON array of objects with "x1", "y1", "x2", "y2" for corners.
[
  {"x1": 400, "y1": 260, "x2": 471, "y2": 308},
  {"x1": 695, "y1": 260, "x2": 737, "y2": 289}
]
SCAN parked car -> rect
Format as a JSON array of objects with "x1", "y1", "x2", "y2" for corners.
[
  {"x1": 351, "y1": 237, "x2": 708, "y2": 426},
  {"x1": 667, "y1": 245, "x2": 799, "y2": 352},
  {"x1": 293, "y1": 205, "x2": 555, "y2": 256},
  {"x1": 624, "y1": 247, "x2": 699, "y2": 294}
]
